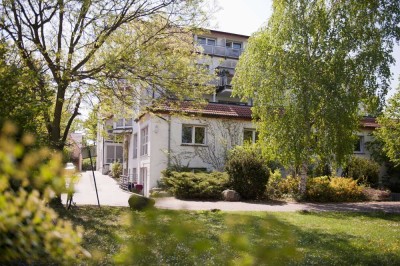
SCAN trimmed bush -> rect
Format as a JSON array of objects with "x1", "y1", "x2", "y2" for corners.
[
  {"x1": 128, "y1": 194, "x2": 155, "y2": 211},
  {"x1": 162, "y1": 171, "x2": 229, "y2": 200},
  {"x1": 305, "y1": 176, "x2": 365, "y2": 202},
  {"x1": 343, "y1": 156, "x2": 380, "y2": 186},
  {"x1": 225, "y1": 145, "x2": 270, "y2": 200}
]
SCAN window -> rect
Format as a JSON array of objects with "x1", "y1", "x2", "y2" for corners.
[
  {"x1": 132, "y1": 133, "x2": 138, "y2": 158},
  {"x1": 140, "y1": 127, "x2": 148, "y2": 156},
  {"x1": 182, "y1": 125, "x2": 206, "y2": 145},
  {"x1": 106, "y1": 145, "x2": 123, "y2": 163},
  {"x1": 354, "y1": 136, "x2": 364, "y2": 153},
  {"x1": 226, "y1": 41, "x2": 242, "y2": 49},
  {"x1": 243, "y1": 129, "x2": 258, "y2": 143},
  {"x1": 197, "y1": 37, "x2": 216, "y2": 46}
]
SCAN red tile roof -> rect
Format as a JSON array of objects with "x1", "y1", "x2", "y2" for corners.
[
  {"x1": 361, "y1": 117, "x2": 379, "y2": 128},
  {"x1": 152, "y1": 102, "x2": 252, "y2": 120},
  {"x1": 149, "y1": 102, "x2": 379, "y2": 128}
]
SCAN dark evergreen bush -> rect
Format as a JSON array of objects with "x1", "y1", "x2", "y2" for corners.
[
  {"x1": 162, "y1": 171, "x2": 229, "y2": 200},
  {"x1": 225, "y1": 145, "x2": 270, "y2": 200},
  {"x1": 343, "y1": 156, "x2": 380, "y2": 186}
]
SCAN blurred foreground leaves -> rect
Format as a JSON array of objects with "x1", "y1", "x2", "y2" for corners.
[
  {"x1": 0, "y1": 122, "x2": 89, "y2": 264},
  {"x1": 116, "y1": 209, "x2": 300, "y2": 265}
]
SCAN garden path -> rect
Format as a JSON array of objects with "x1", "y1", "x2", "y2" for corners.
[{"x1": 62, "y1": 171, "x2": 400, "y2": 213}]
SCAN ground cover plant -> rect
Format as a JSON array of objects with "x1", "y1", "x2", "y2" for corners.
[{"x1": 58, "y1": 206, "x2": 400, "y2": 265}]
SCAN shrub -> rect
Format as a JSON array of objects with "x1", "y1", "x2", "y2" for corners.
[
  {"x1": 304, "y1": 176, "x2": 332, "y2": 202},
  {"x1": 276, "y1": 175, "x2": 301, "y2": 199},
  {"x1": 111, "y1": 162, "x2": 122, "y2": 179},
  {"x1": 0, "y1": 122, "x2": 88, "y2": 263},
  {"x1": 128, "y1": 194, "x2": 155, "y2": 211},
  {"x1": 304, "y1": 176, "x2": 365, "y2": 202},
  {"x1": 225, "y1": 145, "x2": 270, "y2": 200},
  {"x1": 82, "y1": 158, "x2": 96, "y2": 171},
  {"x1": 162, "y1": 171, "x2": 229, "y2": 200},
  {"x1": 343, "y1": 156, "x2": 380, "y2": 186}
]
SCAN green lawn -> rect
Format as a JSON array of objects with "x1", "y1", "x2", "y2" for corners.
[{"x1": 59, "y1": 206, "x2": 400, "y2": 265}]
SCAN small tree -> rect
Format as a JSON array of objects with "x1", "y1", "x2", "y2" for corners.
[{"x1": 225, "y1": 145, "x2": 270, "y2": 200}]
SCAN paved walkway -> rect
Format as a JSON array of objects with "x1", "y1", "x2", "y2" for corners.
[
  {"x1": 63, "y1": 171, "x2": 400, "y2": 213},
  {"x1": 61, "y1": 171, "x2": 132, "y2": 207},
  {"x1": 156, "y1": 197, "x2": 400, "y2": 213}
]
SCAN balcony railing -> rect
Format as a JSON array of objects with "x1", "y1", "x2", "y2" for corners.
[{"x1": 200, "y1": 44, "x2": 243, "y2": 58}]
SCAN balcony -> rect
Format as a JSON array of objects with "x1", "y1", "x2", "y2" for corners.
[
  {"x1": 200, "y1": 44, "x2": 243, "y2": 58},
  {"x1": 216, "y1": 67, "x2": 234, "y2": 96}
]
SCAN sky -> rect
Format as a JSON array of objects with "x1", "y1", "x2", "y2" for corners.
[{"x1": 211, "y1": 0, "x2": 400, "y2": 98}]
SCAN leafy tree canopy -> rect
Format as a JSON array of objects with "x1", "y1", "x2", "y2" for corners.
[
  {"x1": 233, "y1": 0, "x2": 400, "y2": 172},
  {"x1": 376, "y1": 82, "x2": 400, "y2": 166},
  {"x1": 0, "y1": 41, "x2": 49, "y2": 144},
  {"x1": 0, "y1": 0, "x2": 215, "y2": 149}
]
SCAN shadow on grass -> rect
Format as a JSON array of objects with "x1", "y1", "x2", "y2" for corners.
[
  {"x1": 56, "y1": 205, "x2": 130, "y2": 265},
  {"x1": 54, "y1": 206, "x2": 400, "y2": 265}
]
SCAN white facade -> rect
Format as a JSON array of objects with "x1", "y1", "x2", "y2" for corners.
[{"x1": 125, "y1": 113, "x2": 255, "y2": 196}]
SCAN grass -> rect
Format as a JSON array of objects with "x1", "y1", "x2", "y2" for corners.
[{"x1": 58, "y1": 206, "x2": 400, "y2": 265}]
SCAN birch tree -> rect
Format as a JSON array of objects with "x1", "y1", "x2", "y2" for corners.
[
  {"x1": 233, "y1": 0, "x2": 400, "y2": 192},
  {"x1": 376, "y1": 82, "x2": 400, "y2": 166}
]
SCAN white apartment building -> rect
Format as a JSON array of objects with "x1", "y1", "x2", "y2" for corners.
[{"x1": 96, "y1": 30, "x2": 381, "y2": 196}]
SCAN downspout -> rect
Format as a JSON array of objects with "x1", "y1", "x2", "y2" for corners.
[{"x1": 167, "y1": 115, "x2": 171, "y2": 168}]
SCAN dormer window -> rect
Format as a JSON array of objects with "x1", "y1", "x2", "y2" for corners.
[
  {"x1": 226, "y1": 41, "x2": 242, "y2": 49},
  {"x1": 197, "y1": 37, "x2": 216, "y2": 46}
]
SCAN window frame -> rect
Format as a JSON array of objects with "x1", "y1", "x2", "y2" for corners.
[
  {"x1": 226, "y1": 40, "x2": 242, "y2": 49},
  {"x1": 354, "y1": 135, "x2": 365, "y2": 154},
  {"x1": 197, "y1": 36, "x2": 216, "y2": 46},
  {"x1": 181, "y1": 125, "x2": 206, "y2": 145},
  {"x1": 140, "y1": 126, "x2": 149, "y2": 156},
  {"x1": 243, "y1": 128, "x2": 258, "y2": 144},
  {"x1": 132, "y1": 133, "x2": 138, "y2": 158}
]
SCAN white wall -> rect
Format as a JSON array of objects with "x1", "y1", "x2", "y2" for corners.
[{"x1": 134, "y1": 114, "x2": 255, "y2": 196}]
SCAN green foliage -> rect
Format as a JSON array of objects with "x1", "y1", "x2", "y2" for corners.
[
  {"x1": 1, "y1": 1, "x2": 214, "y2": 150},
  {"x1": 111, "y1": 162, "x2": 122, "y2": 179},
  {"x1": 376, "y1": 87, "x2": 400, "y2": 166},
  {"x1": 0, "y1": 42, "x2": 49, "y2": 145},
  {"x1": 225, "y1": 145, "x2": 270, "y2": 200},
  {"x1": 305, "y1": 177, "x2": 365, "y2": 202},
  {"x1": 162, "y1": 171, "x2": 229, "y2": 200},
  {"x1": 233, "y1": 0, "x2": 400, "y2": 171},
  {"x1": 343, "y1": 156, "x2": 380, "y2": 186},
  {"x1": 275, "y1": 175, "x2": 301, "y2": 199},
  {"x1": 83, "y1": 106, "x2": 98, "y2": 145},
  {"x1": 0, "y1": 122, "x2": 88, "y2": 263},
  {"x1": 267, "y1": 174, "x2": 364, "y2": 202},
  {"x1": 128, "y1": 195, "x2": 155, "y2": 211},
  {"x1": 82, "y1": 158, "x2": 96, "y2": 171}
]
